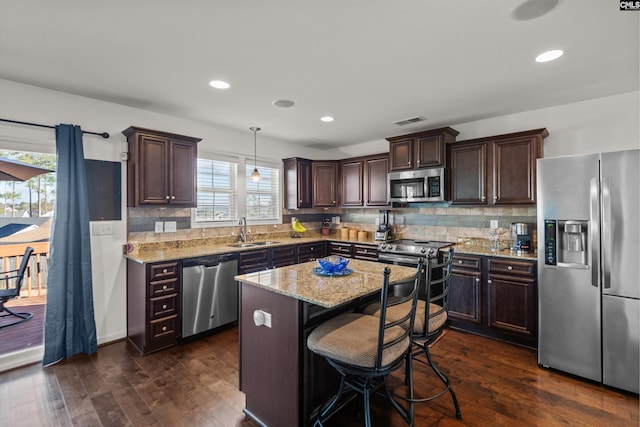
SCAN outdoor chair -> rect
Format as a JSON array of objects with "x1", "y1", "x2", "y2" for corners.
[{"x1": 0, "y1": 246, "x2": 35, "y2": 329}]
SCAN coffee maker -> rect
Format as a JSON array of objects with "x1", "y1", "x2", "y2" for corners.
[
  {"x1": 375, "y1": 210, "x2": 394, "y2": 241},
  {"x1": 512, "y1": 222, "x2": 531, "y2": 254}
]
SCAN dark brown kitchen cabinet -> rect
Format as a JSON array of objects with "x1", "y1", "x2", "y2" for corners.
[
  {"x1": 283, "y1": 157, "x2": 313, "y2": 209},
  {"x1": 271, "y1": 245, "x2": 297, "y2": 268},
  {"x1": 352, "y1": 243, "x2": 378, "y2": 261},
  {"x1": 126, "y1": 259, "x2": 181, "y2": 354},
  {"x1": 123, "y1": 126, "x2": 201, "y2": 207},
  {"x1": 312, "y1": 161, "x2": 338, "y2": 207},
  {"x1": 449, "y1": 254, "x2": 483, "y2": 324},
  {"x1": 448, "y1": 252, "x2": 537, "y2": 348},
  {"x1": 238, "y1": 249, "x2": 270, "y2": 274},
  {"x1": 297, "y1": 242, "x2": 326, "y2": 263},
  {"x1": 448, "y1": 128, "x2": 548, "y2": 205},
  {"x1": 387, "y1": 127, "x2": 459, "y2": 171},
  {"x1": 340, "y1": 154, "x2": 389, "y2": 207},
  {"x1": 328, "y1": 241, "x2": 353, "y2": 258}
]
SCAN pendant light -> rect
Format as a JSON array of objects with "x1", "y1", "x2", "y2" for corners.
[{"x1": 249, "y1": 126, "x2": 262, "y2": 181}]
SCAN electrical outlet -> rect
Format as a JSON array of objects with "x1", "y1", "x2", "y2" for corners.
[
  {"x1": 490, "y1": 219, "x2": 499, "y2": 229},
  {"x1": 164, "y1": 221, "x2": 177, "y2": 233},
  {"x1": 263, "y1": 311, "x2": 272, "y2": 328},
  {"x1": 155, "y1": 222, "x2": 164, "y2": 233}
]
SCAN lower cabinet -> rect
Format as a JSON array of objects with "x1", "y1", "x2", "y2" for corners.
[
  {"x1": 328, "y1": 241, "x2": 379, "y2": 261},
  {"x1": 448, "y1": 253, "x2": 537, "y2": 348},
  {"x1": 297, "y1": 241, "x2": 326, "y2": 263},
  {"x1": 127, "y1": 259, "x2": 181, "y2": 355},
  {"x1": 238, "y1": 249, "x2": 270, "y2": 274}
]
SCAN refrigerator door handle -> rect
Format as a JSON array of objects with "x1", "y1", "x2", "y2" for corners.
[
  {"x1": 589, "y1": 177, "x2": 600, "y2": 288},
  {"x1": 601, "y1": 178, "x2": 611, "y2": 289}
]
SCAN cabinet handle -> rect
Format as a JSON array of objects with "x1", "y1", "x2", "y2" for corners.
[
  {"x1": 407, "y1": 161, "x2": 410, "y2": 165},
  {"x1": 162, "y1": 304, "x2": 167, "y2": 310},
  {"x1": 475, "y1": 278, "x2": 480, "y2": 282},
  {"x1": 162, "y1": 285, "x2": 168, "y2": 290},
  {"x1": 171, "y1": 195, "x2": 176, "y2": 200},
  {"x1": 299, "y1": 199, "x2": 303, "y2": 203},
  {"x1": 488, "y1": 279, "x2": 493, "y2": 284},
  {"x1": 165, "y1": 195, "x2": 170, "y2": 200},
  {"x1": 163, "y1": 268, "x2": 168, "y2": 273},
  {"x1": 458, "y1": 260, "x2": 463, "y2": 264},
  {"x1": 162, "y1": 326, "x2": 167, "y2": 332},
  {"x1": 482, "y1": 196, "x2": 486, "y2": 201},
  {"x1": 507, "y1": 266, "x2": 513, "y2": 271},
  {"x1": 333, "y1": 200, "x2": 336, "y2": 203},
  {"x1": 417, "y1": 160, "x2": 420, "y2": 164}
]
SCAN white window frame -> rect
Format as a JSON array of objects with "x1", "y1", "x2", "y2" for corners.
[{"x1": 191, "y1": 152, "x2": 282, "y2": 228}]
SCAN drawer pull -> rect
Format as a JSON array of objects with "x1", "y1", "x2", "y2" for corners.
[
  {"x1": 475, "y1": 277, "x2": 480, "y2": 282},
  {"x1": 165, "y1": 195, "x2": 170, "y2": 200},
  {"x1": 488, "y1": 279, "x2": 492, "y2": 284},
  {"x1": 458, "y1": 260, "x2": 463, "y2": 264},
  {"x1": 162, "y1": 285, "x2": 168, "y2": 290},
  {"x1": 162, "y1": 268, "x2": 168, "y2": 273},
  {"x1": 507, "y1": 265, "x2": 513, "y2": 271},
  {"x1": 162, "y1": 326, "x2": 167, "y2": 332},
  {"x1": 162, "y1": 304, "x2": 168, "y2": 310}
]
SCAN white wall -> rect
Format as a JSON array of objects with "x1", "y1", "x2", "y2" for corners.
[
  {"x1": 0, "y1": 79, "x2": 326, "y2": 370},
  {"x1": 329, "y1": 91, "x2": 640, "y2": 159}
]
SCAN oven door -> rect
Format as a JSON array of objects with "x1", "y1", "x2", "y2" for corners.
[{"x1": 378, "y1": 253, "x2": 428, "y2": 299}]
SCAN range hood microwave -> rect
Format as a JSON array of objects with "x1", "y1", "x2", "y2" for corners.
[{"x1": 388, "y1": 168, "x2": 446, "y2": 203}]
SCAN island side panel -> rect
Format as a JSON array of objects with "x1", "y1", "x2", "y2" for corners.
[{"x1": 240, "y1": 282, "x2": 300, "y2": 427}]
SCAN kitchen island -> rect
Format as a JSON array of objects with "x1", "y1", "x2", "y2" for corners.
[{"x1": 235, "y1": 259, "x2": 417, "y2": 427}]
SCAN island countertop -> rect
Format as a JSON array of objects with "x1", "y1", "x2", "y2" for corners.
[{"x1": 235, "y1": 259, "x2": 417, "y2": 308}]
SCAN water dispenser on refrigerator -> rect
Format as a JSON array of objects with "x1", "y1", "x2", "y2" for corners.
[{"x1": 544, "y1": 219, "x2": 589, "y2": 268}]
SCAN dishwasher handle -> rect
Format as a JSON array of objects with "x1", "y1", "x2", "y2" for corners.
[{"x1": 183, "y1": 253, "x2": 238, "y2": 268}]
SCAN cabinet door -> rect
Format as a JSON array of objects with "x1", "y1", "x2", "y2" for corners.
[
  {"x1": 450, "y1": 143, "x2": 487, "y2": 205},
  {"x1": 298, "y1": 242, "x2": 326, "y2": 263},
  {"x1": 328, "y1": 242, "x2": 352, "y2": 258},
  {"x1": 313, "y1": 162, "x2": 338, "y2": 207},
  {"x1": 341, "y1": 161, "x2": 363, "y2": 207},
  {"x1": 238, "y1": 249, "x2": 270, "y2": 274},
  {"x1": 389, "y1": 139, "x2": 414, "y2": 171},
  {"x1": 487, "y1": 274, "x2": 536, "y2": 337},
  {"x1": 449, "y1": 269, "x2": 482, "y2": 324},
  {"x1": 365, "y1": 156, "x2": 389, "y2": 206},
  {"x1": 415, "y1": 135, "x2": 444, "y2": 168},
  {"x1": 271, "y1": 245, "x2": 297, "y2": 268},
  {"x1": 492, "y1": 137, "x2": 537, "y2": 205},
  {"x1": 169, "y1": 140, "x2": 197, "y2": 206},
  {"x1": 284, "y1": 158, "x2": 313, "y2": 209},
  {"x1": 138, "y1": 134, "x2": 169, "y2": 205}
]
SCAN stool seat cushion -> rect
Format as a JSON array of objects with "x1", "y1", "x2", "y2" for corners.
[
  {"x1": 307, "y1": 313, "x2": 410, "y2": 368},
  {"x1": 363, "y1": 300, "x2": 447, "y2": 335}
]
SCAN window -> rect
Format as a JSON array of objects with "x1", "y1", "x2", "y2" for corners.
[
  {"x1": 194, "y1": 158, "x2": 237, "y2": 222},
  {"x1": 245, "y1": 164, "x2": 280, "y2": 221}
]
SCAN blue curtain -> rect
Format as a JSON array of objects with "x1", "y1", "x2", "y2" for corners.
[{"x1": 43, "y1": 124, "x2": 97, "y2": 366}]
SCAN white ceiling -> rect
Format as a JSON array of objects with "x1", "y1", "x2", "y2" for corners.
[{"x1": 0, "y1": 1, "x2": 638, "y2": 148}]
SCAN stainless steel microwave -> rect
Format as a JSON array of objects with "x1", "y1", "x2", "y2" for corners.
[{"x1": 388, "y1": 168, "x2": 446, "y2": 203}]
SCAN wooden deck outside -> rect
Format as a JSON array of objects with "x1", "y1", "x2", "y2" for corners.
[{"x1": 0, "y1": 241, "x2": 50, "y2": 298}]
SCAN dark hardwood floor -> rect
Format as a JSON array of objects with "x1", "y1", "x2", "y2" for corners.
[{"x1": 0, "y1": 327, "x2": 637, "y2": 427}]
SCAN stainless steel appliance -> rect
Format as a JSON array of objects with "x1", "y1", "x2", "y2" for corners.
[
  {"x1": 378, "y1": 239, "x2": 454, "y2": 297},
  {"x1": 388, "y1": 168, "x2": 446, "y2": 203},
  {"x1": 182, "y1": 253, "x2": 239, "y2": 338},
  {"x1": 513, "y1": 222, "x2": 531, "y2": 254},
  {"x1": 537, "y1": 149, "x2": 639, "y2": 394},
  {"x1": 375, "y1": 209, "x2": 394, "y2": 241}
]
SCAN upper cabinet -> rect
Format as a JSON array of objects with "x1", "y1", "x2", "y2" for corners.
[
  {"x1": 312, "y1": 161, "x2": 338, "y2": 207},
  {"x1": 387, "y1": 127, "x2": 459, "y2": 171},
  {"x1": 448, "y1": 128, "x2": 548, "y2": 205},
  {"x1": 340, "y1": 153, "x2": 390, "y2": 207},
  {"x1": 123, "y1": 126, "x2": 201, "y2": 207},
  {"x1": 283, "y1": 157, "x2": 313, "y2": 209}
]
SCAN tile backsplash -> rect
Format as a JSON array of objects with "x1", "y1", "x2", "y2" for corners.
[{"x1": 127, "y1": 205, "x2": 537, "y2": 248}]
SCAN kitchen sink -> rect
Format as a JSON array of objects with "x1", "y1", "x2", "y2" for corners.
[
  {"x1": 227, "y1": 243, "x2": 258, "y2": 248},
  {"x1": 252, "y1": 241, "x2": 280, "y2": 246}
]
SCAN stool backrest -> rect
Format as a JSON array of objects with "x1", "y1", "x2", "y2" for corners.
[
  {"x1": 375, "y1": 260, "x2": 423, "y2": 371},
  {"x1": 419, "y1": 247, "x2": 454, "y2": 340}
]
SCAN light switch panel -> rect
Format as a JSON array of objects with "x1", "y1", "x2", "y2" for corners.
[
  {"x1": 164, "y1": 221, "x2": 177, "y2": 233},
  {"x1": 490, "y1": 219, "x2": 499, "y2": 229},
  {"x1": 155, "y1": 222, "x2": 164, "y2": 233}
]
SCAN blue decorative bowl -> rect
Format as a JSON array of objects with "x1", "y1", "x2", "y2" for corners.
[{"x1": 317, "y1": 256, "x2": 350, "y2": 273}]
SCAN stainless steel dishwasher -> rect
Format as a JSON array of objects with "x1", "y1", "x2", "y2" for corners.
[{"x1": 182, "y1": 253, "x2": 238, "y2": 338}]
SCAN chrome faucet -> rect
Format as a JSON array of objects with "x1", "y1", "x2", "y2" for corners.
[{"x1": 238, "y1": 216, "x2": 247, "y2": 242}]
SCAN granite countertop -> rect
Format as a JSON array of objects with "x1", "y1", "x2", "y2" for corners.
[
  {"x1": 235, "y1": 259, "x2": 417, "y2": 308},
  {"x1": 124, "y1": 235, "x2": 380, "y2": 264},
  {"x1": 452, "y1": 243, "x2": 537, "y2": 260}
]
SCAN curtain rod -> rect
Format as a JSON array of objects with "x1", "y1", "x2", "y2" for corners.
[{"x1": 0, "y1": 118, "x2": 110, "y2": 139}]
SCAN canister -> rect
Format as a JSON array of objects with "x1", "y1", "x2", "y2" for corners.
[
  {"x1": 340, "y1": 228, "x2": 349, "y2": 240},
  {"x1": 357, "y1": 230, "x2": 368, "y2": 242},
  {"x1": 348, "y1": 229, "x2": 358, "y2": 240}
]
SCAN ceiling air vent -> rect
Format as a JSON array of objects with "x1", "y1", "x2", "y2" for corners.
[{"x1": 393, "y1": 116, "x2": 426, "y2": 126}]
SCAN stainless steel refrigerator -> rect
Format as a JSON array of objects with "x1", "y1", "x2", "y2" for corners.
[{"x1": 537, "y1": 149, "x2": 639, "y2": 394}]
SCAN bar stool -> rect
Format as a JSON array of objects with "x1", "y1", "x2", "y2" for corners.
[
  {"x1": 363, "y1": 248, "x2": 461, "y2": 419},
  {"x1": 307, "y1": 262, "x2": 423, "y2": 426}
]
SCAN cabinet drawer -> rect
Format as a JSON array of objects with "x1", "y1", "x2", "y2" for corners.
[
  {"x1": 452, "y1": 254, "x2": 481, "y2": 271},
  {"x1": 272, "y1": 245, "x2": 297, "y2": 268},
  {"x1": 149, "y1": 315, "x2": 178, "y2": 341},
  {"x1": 488, "y1": 258, "x2": 535, "y2": 277},
  {"x1": 149, "y1": 278, "x2": 179, "y2": 297},
  {"x1": 149, "y1": 262, "x2": 179, "y2": 280},
  {"x1": 239, "y1": 249, "x2": 270, "y2": 274},
  {"x1": 329, "y1": 242, "x2": 352, "y2": 257},
  {"x1": 353, "y1": 244, "x2": 378, "y2": 261},
  {"x1": 149, "y1": 294, "x2": 178, "y2": 320},
  {"x1": 298, "y1": 242, "x2": 325, "y2": 262}
]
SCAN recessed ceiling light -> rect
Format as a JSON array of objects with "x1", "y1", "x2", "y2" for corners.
[
  {"x1": 272, "y1": 99, "x2": 295, "y2": 108},
  {"x1": 511, "y1": 0, "x2": 558, "y2": 21},
  {"x1": 535, "y1": 50, "x2": 563, "y2": 63},
  {"x1": 320, "y1": 116, "x2": 335, "y2": 122},
  {"x1": 209, "y1": 80, "x2": 231, "y2": 89}
]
